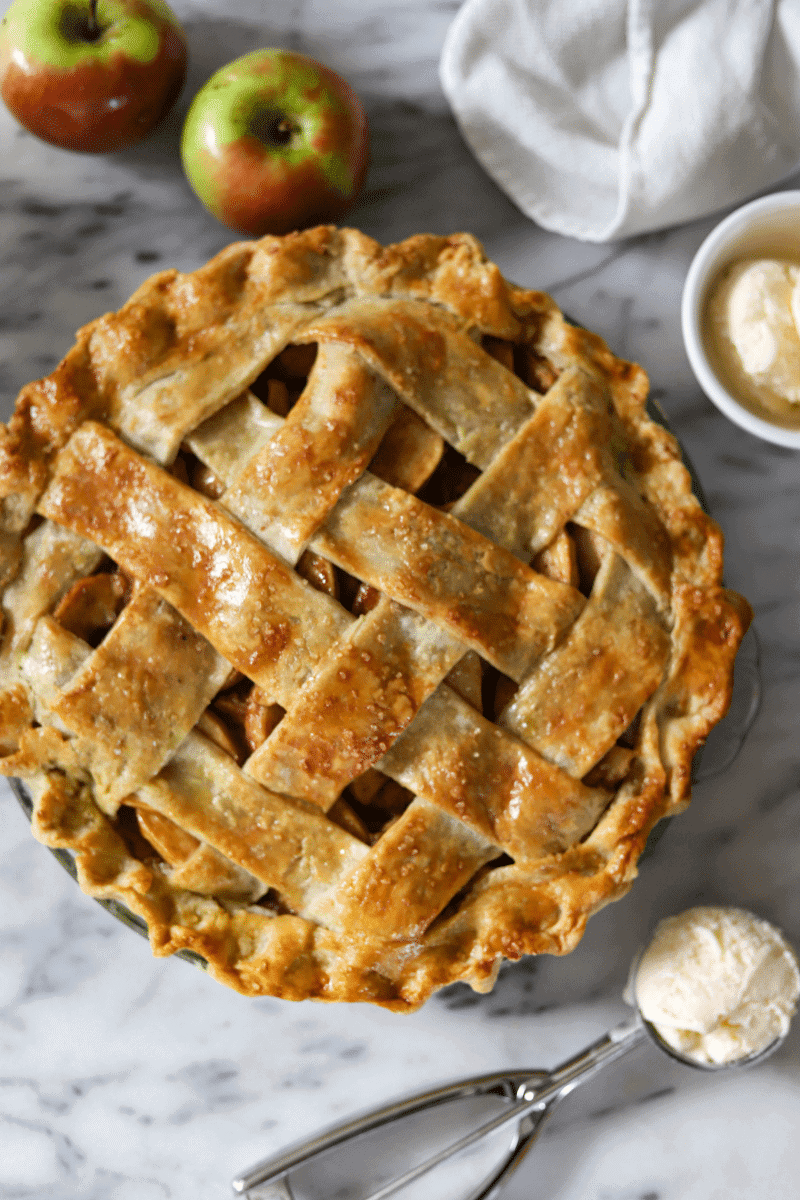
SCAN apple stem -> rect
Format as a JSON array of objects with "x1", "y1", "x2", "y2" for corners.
[
  {"x1": 249, "y1": 110, "x2": 298, "y2": 148},
  {"x1": 59, "y1": 0, "x2": 105, "y2": 43}
]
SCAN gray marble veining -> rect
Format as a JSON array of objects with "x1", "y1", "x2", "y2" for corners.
[{"x1": 2, "y1": 1, "x2": 800, "y2": 1196}]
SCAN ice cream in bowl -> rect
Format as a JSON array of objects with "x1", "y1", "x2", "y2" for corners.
[{"x1": 682, "y1": 190, "x2": 800, "y2": 448}]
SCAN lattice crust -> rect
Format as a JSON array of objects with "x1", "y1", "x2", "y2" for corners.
[{"x1": 0, "y1": 227, "x2": 752, "y2": 1009}]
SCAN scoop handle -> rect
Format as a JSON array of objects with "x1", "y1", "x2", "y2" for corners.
[
  {"x1": 231, "y1": 1067, "x2": 546, "y2": 1196},
  {"x1": 232, "y1": 1014, "x2": 646, "y2": 1200}
]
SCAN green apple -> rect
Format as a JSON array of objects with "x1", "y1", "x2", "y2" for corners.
[
  {"x1": 181, "y1": 48, "x2": 369, "y2": 237},
  {"x1": 0, "y1": 0, "x2": 187, "y2": 153}
]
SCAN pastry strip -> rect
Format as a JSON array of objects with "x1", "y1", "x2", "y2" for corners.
[
  {"x1": 136, "y1": 731, "x2": 368, "y2": 912},
  {"x1": 307, "y1": 798, "x2": 498, "y2": 941},
  {"x1": 312, "y1": 473, "x2": 584, "y2": 681},
  {"x1": 377, "y1": 682, "x2": 611, "y2": 862},
  {"x1": 52, "y1": 588, "x2": 231, "y2": 811},
  {"x1": 451, "y1": 367, "x2": 614, "y2": 558},
  {"x1": 501, "y1": 554, "x2": 671, "y2": 776},
  {"x1": 134, "y1": 806, "x2": 266, "y2": 902},
  {"x1": 222, "y1": 343, "x2": 399, "y2": 562},
  {"x1": 572, "y1": 481, "x2": 672, "y2": 610},
  {"x1": 168, "y1": 842, "x2": 267, "y2": 902},
  {"x1": 0, "y1": 522, "x2": 103, "y2": 675},
  {"x1": 37, "y1": 422, "x2": 351, "y2": 704},
  {"x1": 368, "y1": 407, "x2": 445, "y2": 491},
  {"x1": 244, "y1": 596, "x2": 464, "y2": 807},
  {"x1": 299, "y1": 297, "x2": 536, "y2": 468},
  {"x1": 185, "y1": 391, "x2": 282, "y2": 484},
  {"x1": 94, "y1": 232, "x2": 353, "y2": 463},
  {"x1": 103, "y1": 306, "x2": 308, "y2": 463},
  {"x1": 20, "y1": 616, "x2": 92, "y2": 715}
]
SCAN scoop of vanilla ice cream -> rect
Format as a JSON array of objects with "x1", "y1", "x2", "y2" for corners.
[
  {"x1": 634, "y1": 906, "x2": 800, "y2": 1067},
  {"x1": 722, "y1": 260, "x2": 800, "y2": 405}
]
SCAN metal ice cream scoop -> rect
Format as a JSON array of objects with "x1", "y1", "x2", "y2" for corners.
[{"x1": 232, "y1": 908, "x2": 794, "y2": 1200}]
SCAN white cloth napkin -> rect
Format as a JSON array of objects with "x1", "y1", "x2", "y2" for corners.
[{"x1": 440, "y1": 0, "x2": 800, "y2": 242}]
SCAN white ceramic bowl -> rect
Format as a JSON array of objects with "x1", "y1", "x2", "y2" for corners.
[{"x1": 681, "y1": 190, "x2": 800, "y2": 450}]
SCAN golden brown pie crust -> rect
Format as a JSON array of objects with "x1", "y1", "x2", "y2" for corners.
[{"x1": 0, "y1": 227, "x2": 752, "y2": 1008}]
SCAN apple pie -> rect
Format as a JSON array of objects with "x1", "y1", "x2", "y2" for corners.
[{"x1": 0, "y1": 228, "x2": 751, "y2": 1007}]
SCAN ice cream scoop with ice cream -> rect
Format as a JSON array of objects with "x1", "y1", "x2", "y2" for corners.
[
  {"x1": 633, "y1": 906, "x2": 800, "y2": 1067},
  {"x1": 234, "y1": 906, "x2": 800, "y2": 1195}
]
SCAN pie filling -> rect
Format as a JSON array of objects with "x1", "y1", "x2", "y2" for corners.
[{"x1": 0, "y1": 227, "x2": 752, "y2": 1007}]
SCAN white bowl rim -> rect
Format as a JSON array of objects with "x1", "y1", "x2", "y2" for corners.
[{"x1": 681, "y1": 190, "x2": 800, "y2": 450}]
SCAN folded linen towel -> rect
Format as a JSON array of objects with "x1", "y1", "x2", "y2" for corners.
[{"x1": 440, "y1": 0, "x2": 800, "y2": 241}]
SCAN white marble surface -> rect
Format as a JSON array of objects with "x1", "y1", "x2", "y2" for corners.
[{"x1": 1, "y1": 2, "x2": 800, "y2": 1197}]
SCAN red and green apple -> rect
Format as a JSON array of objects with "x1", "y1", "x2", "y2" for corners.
[
  {"x1": 180, "y1": 48, "x2": 369, "y2": 237},
  {"x1": 0, "y1": 0, "x2": 187, "y2": 153}
]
